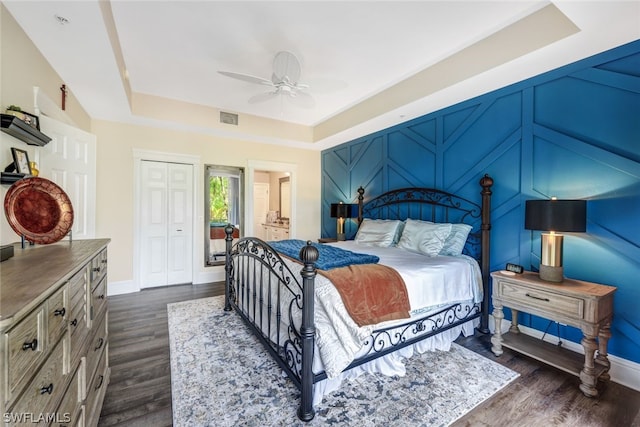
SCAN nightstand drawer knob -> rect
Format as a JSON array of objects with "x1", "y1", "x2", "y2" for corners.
[{"x1": 525, "y1": 293, "x2": 550, "y2": 302}]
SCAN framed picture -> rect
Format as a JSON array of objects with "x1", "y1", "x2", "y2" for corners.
[
  {"x1": 22, "y1": 111, "x2": 39, "y2": 131},
  {"x1": 11, "y1": 147, "x2": 32, "y2": 175}
]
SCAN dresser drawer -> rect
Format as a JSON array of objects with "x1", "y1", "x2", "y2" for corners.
[
  {"x1": 4, "y1": 306, "x2": 45, "y2": 404},
  {"x1": 86, "y1": 313, "x2": 108, "y2": 382},
  {"x1": 90, "y1": 249, "x2": 108, "y2": 289},
  {"x1": 90, "y1": 277, "x2": 107, "y2": 324},
  {"x1": 47, "y1": 284, "x2": 68, "y2": 348},
  {"x1": 55, "y1": 363, "x2": 83, "y2": 427},
  {"x1": 85, "y1": 347, "x2": 108, "y2": 426},
  {"x1": 69, "y1": 271, "x2": 89, "y2": 366},
  {"x1": 498, "y1": 280, "x2": 585, "y2": 320},
  {"x1": 8, "y1": 335, "x2": 67, "y2": 422}
]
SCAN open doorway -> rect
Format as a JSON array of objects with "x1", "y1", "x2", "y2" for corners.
[{"x1": 247, "y1": 160, "x2": 297, "y2": 241}]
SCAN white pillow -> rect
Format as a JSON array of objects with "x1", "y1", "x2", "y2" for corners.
[
  {"x1": 397, "y1": 219, "x2": 452, "y2": 256},
  {"x1": 440, "y1": 223, "x2": 473, "y2": 256},
  {"x1": 354, "y1": 219, "x2": 403, "y2": 247}
]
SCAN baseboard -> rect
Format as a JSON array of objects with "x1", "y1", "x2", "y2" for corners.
[
  {"x1": 107, "y1": 279, "x2": 138, "y2": 296},
  {"x1": 193, "y1": 267, "x2": 224, "y2": 285},
  {"x1": 488, "y1": 315, "x2": 640, "y2": 392}
]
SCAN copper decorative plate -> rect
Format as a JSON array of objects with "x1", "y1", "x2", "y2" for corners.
[{"x1": 4, "y1": 177, "x2": 74, "y2": 244}]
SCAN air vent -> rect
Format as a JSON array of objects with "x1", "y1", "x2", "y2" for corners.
[{"x1": 220, "y1": 111, "x2": 238, "y2": 126}]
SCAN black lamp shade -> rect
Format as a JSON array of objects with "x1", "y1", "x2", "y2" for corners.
[
  {"x1": 330, "y1": 203, "x2": 354, "y2": 218},
  {"x1": 525, "y1": 199, "x2": 586, "y2": 232}
]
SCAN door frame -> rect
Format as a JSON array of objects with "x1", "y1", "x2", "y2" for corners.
[
  {"x1": 246, "y1": 160, "x2": 297, "y2": 238},
  {"x1": 133, "y1": 149, "x2": 200, "y2": 292}
]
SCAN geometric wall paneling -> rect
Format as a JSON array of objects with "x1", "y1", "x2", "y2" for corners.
[
  {"x1": 405, "y1": 117, "x2": 437, "y2": 145},
  {"x1": 332, "y1": 145, "x2": 350, "y2": 166},
  {"x1": 350, "y1": 135, "x2": 382, "y2": 164},
  {"x1": 387, "y1": 130, "x2": 436, "y2": 187},
  {"x1": 588, "y1": 185, "x2": 640, "y2": 256},
  {"x1": 489, "y1": 201, "x2": 523, "y2": 269},
  {"x1": 442, "y1": 103, "x2": 479, "y2": 142},
  {"x1": 534, "y1": 74, "x2": 640, "y2": 158},
  {"x1": 445, "y1": 92, "x2": 522, "y2": 150},
  {"x1": 321, "y1": 153, "x2": 351, "y2": 199},
  {"x1": 386, "y1": 160, "x2": 435, "y2": 190},
  {"x1": 531, "y1": 128, "x2": 640, "y2": 199},
  {"x1": 596, "y1": 51, "x2": 640, "y2": 78},
  {"x1": 321, "y1": 40, "x2": 640, "y2": 364}
]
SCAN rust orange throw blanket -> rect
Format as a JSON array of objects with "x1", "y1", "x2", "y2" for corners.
[{"x1": 319, "y1": 264, "x2": 410, "y2": 327}]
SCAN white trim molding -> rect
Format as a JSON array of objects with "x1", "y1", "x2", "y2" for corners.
[
  {"x1": 132, "y1": 149, "x2": 201, "y2": 292},
  {"x1": 489, "y1": 315, "x2": 640, "y2": 392}
]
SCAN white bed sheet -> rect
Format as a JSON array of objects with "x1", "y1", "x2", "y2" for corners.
[
  {"x1": 267, "y1": 242, "x2": 483, "y2": 379},
  {"x1": 327, "y1": 241, "x2": 484, "y2": 311}
]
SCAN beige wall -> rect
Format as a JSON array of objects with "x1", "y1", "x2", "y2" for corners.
[
  {"x1": 1, "y1": 5, "x2": 321, "y2": 290},
  {"x1": 93, "y1": 120, "x2": 320, "y2": 285}
]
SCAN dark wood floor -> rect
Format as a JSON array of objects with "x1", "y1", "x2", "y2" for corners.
[{"x1": 99, "y1": 282, "x2": 640, "y2": 426}]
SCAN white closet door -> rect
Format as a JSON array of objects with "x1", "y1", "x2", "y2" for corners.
[
  {"x1": 167, "y1": 163, "x2": 193, "y2": 285},
  {"x1": 37, "y1": 115, "x2": 96, "y2": 239},
  {"x1": 140, "y1": 161, "x2": 193, "y2": 288}
]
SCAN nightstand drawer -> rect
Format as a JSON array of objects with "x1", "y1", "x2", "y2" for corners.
[{"x1": 498, "y1": 281, "x2": 584, "y2": 320}]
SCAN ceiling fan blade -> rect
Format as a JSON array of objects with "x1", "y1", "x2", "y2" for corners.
[
  {"x1": 248, "y1": 91, "x2": 279, "y2": 104},
  {"x1": 272, "y1": 51, "x2": 301, "y2": 84},
  {"x1": 288, "y1": 91, "x2": 315, "y2": 109},
  {"x1": 218, "y1": 71, "x2": 273, "y2": 86}
]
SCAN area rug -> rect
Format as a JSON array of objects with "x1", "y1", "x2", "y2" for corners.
[{"x1": 168, "y1": 296, "x2": 518, "y2": 427}]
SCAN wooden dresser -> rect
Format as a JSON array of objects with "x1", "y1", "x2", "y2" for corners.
[{"x1": 0, "y1": 239, "x2": 110, "y2": 426}]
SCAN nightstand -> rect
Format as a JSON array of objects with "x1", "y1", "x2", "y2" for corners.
[
  {"x1": 490, "y1": 270, "x2": 616, "y2": 397},
  {"x1": 317, "y1": 238, "x2": 337, "y2": 243}
]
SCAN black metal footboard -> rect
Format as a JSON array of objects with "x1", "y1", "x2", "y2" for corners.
[{"x1": 224, "y1": 226, "x2": 319, "y2": 421}]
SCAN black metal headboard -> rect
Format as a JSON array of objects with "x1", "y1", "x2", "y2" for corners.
[{"x1": 356, "y1": 175, "x2": 494, "y2": 332}]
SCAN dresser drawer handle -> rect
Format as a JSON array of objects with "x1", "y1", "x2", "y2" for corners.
[
  {"x1": 22, "y1": 339, "x2": 38, "y2": 351},
  {"x1": 54, "y1": 307, "x2": 66, "y2": 317},
  {"x1": 94, "y1": 374, "x2": 104, "y2": 390},
  {"x1": 525, "y1": 293, "x2": 550, "y2": 302},
  {"x1": 40, "y1": 383, "x2": 54, "y2": 395},
  {"x1": 97, "y1": 294, "x2": 106, "y2": 300},
  {"x1": 95, "y1": 337, "x2": 104, "y2": 351},
  {"x1": 71, "y1": 318, "x2": 78, "y2": 327}
]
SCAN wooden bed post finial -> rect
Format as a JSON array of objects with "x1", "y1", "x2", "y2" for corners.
[{"x1": 298, "y1": 241, "x2": 318, "y2": 421}]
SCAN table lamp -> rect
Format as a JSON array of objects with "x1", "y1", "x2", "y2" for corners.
[
  {"x1": 525, "y1": 198, "x2": 586, "y2": 282},
  {"x1": 330, "y1": 202, "x2": 354, "y2": 241}
]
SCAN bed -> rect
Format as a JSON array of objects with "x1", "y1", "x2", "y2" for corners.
[{"x1": 223, "y1": 174, "x2": 493, "y2": 421}]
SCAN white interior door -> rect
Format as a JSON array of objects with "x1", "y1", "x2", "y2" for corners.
[
  {"x1": 140, "y1": 161, "x2": 193, "y2": 288},
  {"x1": 37, "y1": 115, "x2": 96, "y2": 239},
  {"x1": 253, "y1": 183, "x2": 269, "y2": 240}
]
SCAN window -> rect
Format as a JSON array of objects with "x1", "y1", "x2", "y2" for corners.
[{"x1": 205, "y1": 165, "x2": 244, "y2": 266}]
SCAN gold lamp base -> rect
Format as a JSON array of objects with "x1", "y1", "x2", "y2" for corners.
[
  {"x1": 336, "y1": 218, "x2": 346, "y2": 241},
  {"x1": 539, "y1": 233, "x2": 564, "y2": 282},
  {"x1": 539, "y1": 264, "x2": 563, "y2": 282}
]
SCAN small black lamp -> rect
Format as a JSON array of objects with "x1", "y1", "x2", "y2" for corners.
[
  {"x1": 525, "y1": 198, "x2": 586, "y2": 282},
  {"x1": 330, "y1": 202, "x2": 354, "y2": 241}
]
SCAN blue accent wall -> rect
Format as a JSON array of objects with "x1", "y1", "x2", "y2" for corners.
[{"x1": 321, "y1": 40, "x2": 640, "y2": 364}]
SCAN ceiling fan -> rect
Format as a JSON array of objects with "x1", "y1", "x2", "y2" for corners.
[{"x1": 218, "y1": 51, "x2": 315, "y2": 108}]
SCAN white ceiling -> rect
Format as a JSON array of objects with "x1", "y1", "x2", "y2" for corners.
[{"x1": 3, "y1": 1, "x2": 640, "y2": 149}]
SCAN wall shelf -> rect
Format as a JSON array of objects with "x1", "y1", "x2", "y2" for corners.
[
  {"x1": 1, "y1": 172, "x2": 27, "y2": 185},
  {"x1": 1, "y1": 113, "x2": 51, "y2": 146}
]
